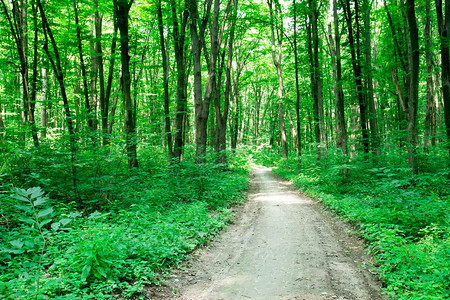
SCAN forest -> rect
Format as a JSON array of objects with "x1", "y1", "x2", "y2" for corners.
[{"x1": 0, "y1": 0, "x2": 449, "y2": 298}]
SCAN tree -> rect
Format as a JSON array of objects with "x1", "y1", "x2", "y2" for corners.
[
  {"x1": 157, "y1": 0, "x2": 173, "y2": 159},
  {"x1": 435, "y1": 0, "x2": 450, "y2": 169},
  {"x1": 267, "y1": 0, "x2": 288, "y2": 159},
  {"x1": 1, "y1": 0, "x2": 39, "y2": 147},
  {"x1": 114, "y1": 0, "x2": 138, "y2": 168}
]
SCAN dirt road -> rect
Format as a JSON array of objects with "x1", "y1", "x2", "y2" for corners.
[{"x1": 151, "y1": 168, "x2": 384, "y2": 299}]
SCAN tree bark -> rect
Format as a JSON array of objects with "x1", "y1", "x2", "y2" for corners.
[
  {"x1": 363, "y1": 0, "x2": 380, "y2": 156},
  {"x1": 1, "y1": 0, "x2": 39, "y2": 147},
  {"x1": 267, "y1": 0, "x2": 288, "y2": 159},
  {"x1": 114, "y1": 0, "x2": 138, "y2": 168},
  {"x1": 330, "y1": 0, "x2": 347, "y2": 157},
  {"x1": 187, "y1": 0, "x2": 214, "y2": 162},
  {"x1": 73, "y1": 0, "x2": 94, "y2": 133},
  {"x1": 341, "y1": 0, "x2": 369, "y2": 155},
  {"x1": 424, "y1": 0, "x2": 435, "y2": 152},
  {"x1": 170, "y1": 0, "x2": 189, "y2": 162},
  {"x1": 406, "y1": 0, "x2": 419, "y2": 174},
  {"x1": 436, "y1": 0, "x2": 450, "y2": 169},
  {"x1": 293, "y1": 0, "x2": 302, "y2": 169},
  {"x1": 157, "y1": 0, "x2": 173, "y2": 159}
]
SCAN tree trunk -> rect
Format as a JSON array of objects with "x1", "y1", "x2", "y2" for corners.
[
  {"x1": 268, "y1": 0, "x2": 288, "y2": 159},
  {"x1": 187, "y1": 0, "x2": 215, "y2": 162},
  {"x1": 406, "y1": 0, "x2": 419, "y2": 174},
  {"x1": 114, "y1": 0, "x2": 138, "y2": 168},
  {"x1": 73, "y1": 0, "x2": 94, "y2": 133},
  {"x1": 436, "y1": 0, "x2": 450, "y2": 169},
  {"x1": 330, "y1": 0, "x2": 347, "y2": 157},
  {"x1": 1, "y1": 0, "x2": 39, "y2": 147},
  {"x1": 293, "y1": 0, "x2": 302, "y2": 169},
  {"x1": 157, "y1": 0, "x2": 173, "y2": 159},
  {"x1": 341, "y1": 0, "x2": 369, "y2": 155},
  {"x1": 171, "y1": 0, "x2": 189, "y2": 162},
  {"x1": 40, "y1": 66, "x2": 48, "y2": 139},
  {"x1": 424, "y1": 0, "x2": 435, "y2": 152},
  {"x1": 37, "y1": 0, "x2": 78, "y2": 196},
  {"x1": 363, "y1": 0, "x2": 380, "y2": 156}
]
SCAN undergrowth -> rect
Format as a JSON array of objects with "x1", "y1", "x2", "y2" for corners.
[
  {"x1": 0, "y1": 144, "x2": 249, "y2": 299},
  {"x1": 261, "y1": 146, "x2": 450, "y2": 300}
]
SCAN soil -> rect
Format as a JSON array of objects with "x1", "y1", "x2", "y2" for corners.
[{"x1": 146, "y1": 167, "x2": 386, "y2": 300}]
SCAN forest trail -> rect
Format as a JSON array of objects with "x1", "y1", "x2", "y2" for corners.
[{"x1": 151, "y1": 168, "x2": 384, "y2": 300}]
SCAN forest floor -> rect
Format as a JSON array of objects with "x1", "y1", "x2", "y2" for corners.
[{"x1": 146, "y1": 167, "x2": 386, "y2": 300}]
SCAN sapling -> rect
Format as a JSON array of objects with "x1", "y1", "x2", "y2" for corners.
[{"x1": 12, "y1": 187, "x2": 71, "y2": 299}]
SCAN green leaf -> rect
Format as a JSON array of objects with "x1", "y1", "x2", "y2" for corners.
[
  {"x1": 10, "y1": 239, "x2": 23, "y2": 249},
  {"x1": 33, "y1": 197, "x2": 46, "y2": 207},
  {"x1": 37, "y1": 207, "x2": 53, "y2": 218},
  {"x1": 13, "y1": 187, "x2": 28, "y2": 197},
  {"x1": 81, "y1": 264, "x2": 91, "y2": 282},
  {"x1": 51, "y1": 222, "x2": 61, "y2": 231},
  {"x1": 30, "y1": 187, "x2": 43, "y2": 199},
  {"x1": 88, "y1": 211, "x2": 111, "y2": 219},
  {"x1": 15, "y1": 204, "x2": 32, "y2": 212},
  {"x1": 40, "y1": 218, "x2": 52, "y2": 227},
  {"x1": 19, "y1": 217, "x2": 36, "y2": 225},
  {"x1": 12, "y1": 195, "x2": 30, "y2": 203},
  {"x1": 60, "y1": 218, "x2": 72, "y2": 226}
]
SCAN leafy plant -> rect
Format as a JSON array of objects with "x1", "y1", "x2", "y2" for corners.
[{"x1": 9, "y1": 187, "x2": 71, "y2": 299}]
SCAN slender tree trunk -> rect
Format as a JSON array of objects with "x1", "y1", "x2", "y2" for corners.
[
  {"x1": 268, "y1": 0, "x2": 288, "y2": 159},
  {"x1": 293, "y1": 0, "x2": 302, "y2": 169},
  {"x1": 1, "y1": 0, "x2": 39, "y2": 147},
  {"x1": 363, "y1": 0, "x2": 380, "y2": 156},
  {"x1": 424, "y1": 0, "x2": 435, "y2": 152},
  {"x1": 436, "y1": 0, "x2": 450, "y2": 168},
  {"x1": 40, "y1": 66, "x2": 48, "y2": 139},
  {"x1": 406, "y1": 0, "x2": 419, "y2": 174},
  {"x1": 171, "y1": 0, "x2": 189, "y2": 161},
  {"x1": 73, "y1": 0, "x2": 94, "y2": 132},
  {"x1": 342, "y1": 0, "x2": 369, "y2": 155},
  {"x1": 330, "y1": 0, "x2": 347, "y2": 157},
  {"x1": 187, "y1": 0, "x2": 215, "y2": 162},
  {"x1": 157, "y1": 0, "x2": 173, "y2": 159},
  {"x1": 37, "y1": 0, "x2": 78, "y2": 197},
  {"x1": 114, "y1": 0, "x2": 138, "y2": 168}
]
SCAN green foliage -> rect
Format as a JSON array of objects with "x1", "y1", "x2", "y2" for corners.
[
  {"x1": 273, "y1": 147, "x2": 450, "y2": 299},
  {"x1": 0, "y1": 147, "x2": 249, "y2": 299}
]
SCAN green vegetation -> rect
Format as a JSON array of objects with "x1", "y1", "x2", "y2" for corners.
[
  {"x1": 0, "y1": 145, "x2": 249, "y2": 299},
  {"x1": 267, "y1": 147, "x2": 450, "y2": 300}
]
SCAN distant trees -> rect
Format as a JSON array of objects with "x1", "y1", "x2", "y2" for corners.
[{"x1": 0, "y1": 0, "x2": 448, "y2": 174}]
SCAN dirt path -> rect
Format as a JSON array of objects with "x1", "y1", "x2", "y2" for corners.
[{"x1": 149, "y1": 168, "x2": 384, "y2": 300}]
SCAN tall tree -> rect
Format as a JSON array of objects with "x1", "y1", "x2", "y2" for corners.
[
  {"x1": 170, "y1": 0, "x2": 189, "y2": 162},
  {"x1": 114, "y1": 0, "x2": 138, "y2": 168},
  {"x1": 329, "y1": 0, "x2": 347, "y2": 157},
  {"x1": 424, "y1": 0, "x2": 435, "y2": 151},
  {"x1": 157, "y1": 0, "x2": 173, "y2": 159},
  {"x1": 214, "y1": 0, "x2": 236, "y2": 164},
  {"x1": 341, "y1": 0, "x2": 369, "y2": 155},
  {"x1": 73, "y1": 0, "x2": 95, "y2": 133},
  {"x1": 435, "y1": 0, "x2": 450, "y2": 168},
  {"x1": 187, "y1": 0, "x2": 216, "y2": 162},
  {"x1": 1, "y1": 0, "x2": 39, "y2": 147},
  {"x1": 267, "y1": 0, "x2": 288, "y2": 159},
  {"x1": 307, "y1": 0, "x2": 326, "y2": 161},
  {"x1": 293, "y1": 0, "x2": 302, "y2": 169},
  {"x1": 406, "y1": 0, "x2": 419, "y2": 174}
]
